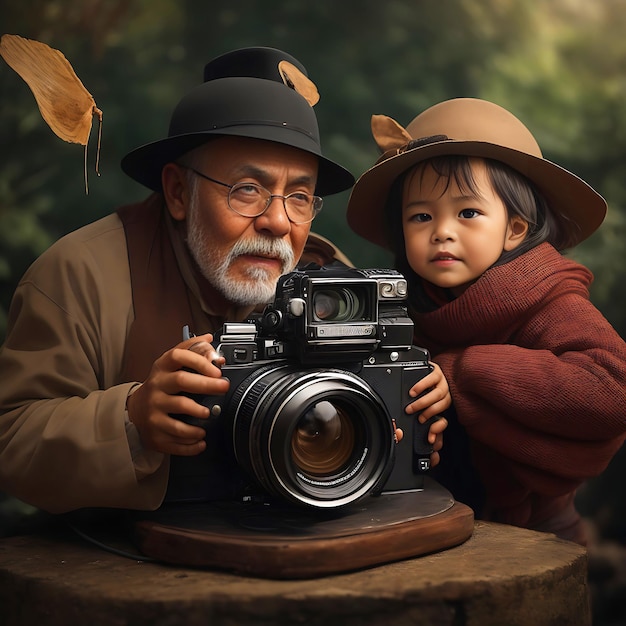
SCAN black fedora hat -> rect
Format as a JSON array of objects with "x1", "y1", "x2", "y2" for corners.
[{"x1": 121, "y1": 47, "x2": 354, "y2": 196}]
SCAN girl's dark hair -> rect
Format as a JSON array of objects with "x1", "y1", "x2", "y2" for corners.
[{"x1": 386, "y1": 155, "x2": 558, "y2": 309}]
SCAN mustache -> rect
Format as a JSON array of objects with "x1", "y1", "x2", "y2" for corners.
[{"x1": 227, "y1": 237, "x2": 295, "y2": 273}]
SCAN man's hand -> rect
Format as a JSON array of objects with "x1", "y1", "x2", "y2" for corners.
[{"x1": 126, "y1": 333, "x2": 228, "y2": 456}]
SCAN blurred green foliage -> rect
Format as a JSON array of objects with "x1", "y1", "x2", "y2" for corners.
[
  {"x1": 2, "y1": 8, "x2": 624, "y2": 622},
  {"x1": 1, "y1": 0, "x2": 625, "y2": 340}
]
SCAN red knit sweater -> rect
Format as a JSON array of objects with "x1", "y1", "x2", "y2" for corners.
[{"x1": 411, "y1": 243, "x2": 626, "y2": 542}]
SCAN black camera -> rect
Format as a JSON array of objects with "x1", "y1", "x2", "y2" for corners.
[{"x1": 167, "y1": 265, "x2": 434, "y2": 509}]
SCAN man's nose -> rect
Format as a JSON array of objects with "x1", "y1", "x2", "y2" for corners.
[{"x1": 254, "y1": 195, "x2": 291, "y2": 237}]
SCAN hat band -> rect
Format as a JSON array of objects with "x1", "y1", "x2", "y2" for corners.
[
  {"x1": 199, "y1": 119, "x2": 316, "y2": 140},
  {"x1": 380, "y1": 134, "x2": 451, "y2": 163},
  {"x1": 404, "y1": 134, "x2": 449, "y2": 151}
]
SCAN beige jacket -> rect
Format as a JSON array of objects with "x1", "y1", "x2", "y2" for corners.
[{"x1": 0, "y1": 202, "x2": 348, "y2": 514}]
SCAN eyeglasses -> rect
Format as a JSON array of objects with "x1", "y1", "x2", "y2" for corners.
[{"x1": 185, "y1": 167, "x2": 323, "y2": 224}]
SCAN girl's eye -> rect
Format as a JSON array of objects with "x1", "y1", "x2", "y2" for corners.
[
  {"x1": 460, "y1": 208, "x2": 480, "y2": 219},
  {"x1": 410, "y1": 213, "x2": 431, "y2": 223}
]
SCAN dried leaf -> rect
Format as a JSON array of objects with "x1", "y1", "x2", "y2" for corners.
[
  {"x1": 0, "y1": 33, "x2": 103, "y2": 192},
  {"x1": 371, "y1": 114, "x2": 413, "y2": 153},
  {"x1": 278, "y1": 60, "x2": 319, "y2": 107}
]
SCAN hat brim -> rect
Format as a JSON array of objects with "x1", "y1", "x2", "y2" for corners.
[
  {"x1": 121, "y1": 76, "x2": 354, "y2": 197},
  {"x1": 347, "y1": 140, "x2": 607, "y2": 250},
  {"x1": 121, "y1": 128, "x2": 354, "y2": 197}
]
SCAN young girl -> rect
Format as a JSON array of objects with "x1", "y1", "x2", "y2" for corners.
[{"x1": 347, "y1": 98, "x2": 626, "y2": 544}]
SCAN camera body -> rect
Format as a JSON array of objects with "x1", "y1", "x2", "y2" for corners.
[{"x1": 167, "y1": 265, "x2": 434, "y2": 509}]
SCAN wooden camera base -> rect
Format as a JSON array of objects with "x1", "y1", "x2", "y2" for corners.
[{"x1": 133, "y1": 478, "x2": 474, "y2": 578}]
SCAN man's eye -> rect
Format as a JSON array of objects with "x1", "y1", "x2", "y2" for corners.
[
  {"x1": 288, "y1": 192, "x2": 311, "y2": 206},
  {"x1": 232, "y1": 183, "x2": 263, "y2": 203},
  {"x1": 238, "y1": 184, "x2": 262, "y2": 195}
]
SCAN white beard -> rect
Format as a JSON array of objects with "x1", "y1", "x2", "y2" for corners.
[{"x1": 186, "y1": 188, "x2": 296, "y2": 306}]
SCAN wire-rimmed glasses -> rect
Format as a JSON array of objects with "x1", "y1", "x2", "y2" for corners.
[{"x1": 186, "y1": 167, "x2": 323, "y2": 224}]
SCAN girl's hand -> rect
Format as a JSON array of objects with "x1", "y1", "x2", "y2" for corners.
[
  {"x1": 403, "y1": 361, "x2": 451, "y2": 468},
  {"x1": 427, "y1": 415, "x2": 448, "y2": 468},
  {"x1": 394, "y1": 415, "x2": 448, "y2": 468},
  {"x1": 405, "y1": 361, "x2": 451, "y2": 422}
]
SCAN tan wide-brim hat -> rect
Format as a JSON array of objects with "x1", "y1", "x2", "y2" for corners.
[{"x1": 346, "y1": 98, "x2": 607, "y2": 250}]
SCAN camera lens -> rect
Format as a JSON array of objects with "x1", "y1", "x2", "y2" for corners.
[
  {"x1": 312, "y1": 288, "x2": 365, "y2": 322},
  {"x1": 291, "y1": 401, "x2": 355, "y2": 476},
  {"x1": 231, "y1": 366, "x2": 394, "y2": 508}
]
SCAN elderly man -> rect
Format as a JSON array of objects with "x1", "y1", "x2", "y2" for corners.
[{"x1": 0, "y1": 47, "x2": 449, "y2": 515}]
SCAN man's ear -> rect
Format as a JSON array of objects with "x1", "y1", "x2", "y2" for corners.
[
  {"x1": 161, "y1": 163, "x2": 189, "y2": 221},
  {"x1": 504, "y1": 216, "x2": 529, "y2": 251}
]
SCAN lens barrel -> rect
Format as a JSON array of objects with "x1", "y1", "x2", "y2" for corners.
[
  {"x1": 230, "y1": 364, "x2": 394, "y2": 508},
  {"x1": 312, "y1": 287, "x2": 367, "y2": 322}
]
